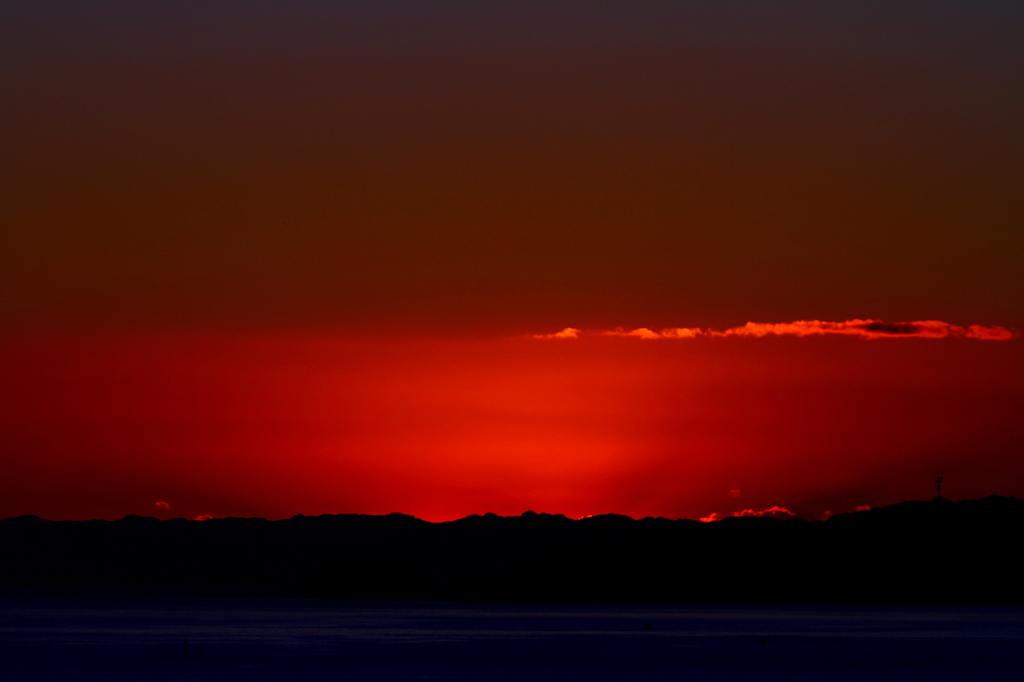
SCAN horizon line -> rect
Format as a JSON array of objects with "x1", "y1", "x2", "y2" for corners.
[{"x1": 4, "y1": 495, "x2": 1003, "y2": 526}]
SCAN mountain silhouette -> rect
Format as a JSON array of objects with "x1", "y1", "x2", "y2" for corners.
[{"x1": 2, "y1": 496, "x2": 1021, "y2": 604}]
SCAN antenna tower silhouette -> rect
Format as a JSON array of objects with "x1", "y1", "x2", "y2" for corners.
[{"x1": 935, "y1": 471, "x2": 943, "y2": 500}]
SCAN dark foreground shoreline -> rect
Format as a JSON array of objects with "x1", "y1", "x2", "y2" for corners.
[{"x1": 2, "y1": 496, "x2": 1021, "y2": 604}]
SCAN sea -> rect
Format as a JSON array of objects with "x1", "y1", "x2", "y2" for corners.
[{"x1": 1, "y1": 593, "x2": 1022, "y2": 681}]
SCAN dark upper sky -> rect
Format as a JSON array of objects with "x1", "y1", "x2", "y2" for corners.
[{"x1": 3, "y1": 1, "x2": 1022, "y2": 334}]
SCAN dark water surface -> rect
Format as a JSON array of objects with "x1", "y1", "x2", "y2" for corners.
[{"x1": 1, "y1": 595, "x2": 1022, "y2": 681}]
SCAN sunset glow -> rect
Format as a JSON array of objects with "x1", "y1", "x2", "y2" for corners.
[
  {"x1": 2, "y1": 3, "x2": 1022, "y2": 525},
  {"x1": 1, "y1": 330, "x2": 1020, "y2": 523}
]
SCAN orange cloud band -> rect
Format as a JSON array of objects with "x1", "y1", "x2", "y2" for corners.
[
  {"x1": 537, "y1": 320, "x2": 1015, "y2": 341},
  {"x1": 700, "y1": 506, "x2": 797, "y2": 523}
]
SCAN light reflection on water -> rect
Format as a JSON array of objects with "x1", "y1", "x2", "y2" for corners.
[{"x1": 2, "y1": 595, "x2": 1023, "y2": 681}]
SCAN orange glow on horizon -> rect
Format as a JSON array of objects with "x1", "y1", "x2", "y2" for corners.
[{"x1": 0, "y1": 331, "x2": 1021, "y2": 523}]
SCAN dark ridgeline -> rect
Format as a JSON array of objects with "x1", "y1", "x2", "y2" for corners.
[{"x1": 1, "y1": 496, "x2": 1021, "y2": 605}]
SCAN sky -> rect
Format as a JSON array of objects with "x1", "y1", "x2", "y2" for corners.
[{"x1": 1, "y1": 2, "x2": 1022, "y2": 521}]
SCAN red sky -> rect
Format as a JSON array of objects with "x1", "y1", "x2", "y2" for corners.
[
  {"x1": 1, "y1": 3, "x2": 1022, "y2": 521},
  {"x1": 1, "y1": 329, "x2": 1020, "y2": 522}
]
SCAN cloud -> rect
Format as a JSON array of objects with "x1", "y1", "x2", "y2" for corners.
[
  {"x1": 193, "y1": 514, "x2": 213, "y2": 521},
  {"x1": 966, "y1": 325, "x2": 1015, "y2": 341},
  {"x1": 532, "y1": 327, "x2": 580, "y2": 339},
  {"x1": 720, "y1": 320, "x2": 992, "y2": 340},
  {"x1": 154, "y1": 501, "x2": 170, "y2": 509},
  {"x1": 855, "y1": 505, "x2": 872, "y2": 512},
  {"x1": 729, "y1": 489, "x2": 741, "y2": 497},
  {"x1": 600, "y1": 327, "x2": 662, "y2": 339},
  {"x1": 660, "y1": 327, "x2": 703, "y2": 339},
  {"x1": 732, "y1": 505, "x2": 796, "y2": 519},
  {"x1": 699, "y1": 505, "x2": 795, "y2": 522},
  {"x1": 534, "y1": 320, "x2": 1015, "y2": 341}
]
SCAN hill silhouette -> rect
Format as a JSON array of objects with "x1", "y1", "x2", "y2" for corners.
[{"x1": 2, "y1": 496, "x2": 1021, "y2": 604}]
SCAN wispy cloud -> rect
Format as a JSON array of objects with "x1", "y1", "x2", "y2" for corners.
[
  {"x1": 155, "y1": 501, "x2": 170, "y2": 509},
  {"x1": 602, "y1": 327, "x2": 702, "y2": 339},
  {"x1": 965, "y1": 325, "x2": 1016, "y2": 340},
  {"x1": 532, "y1": 327, "x2": 581, "y2": 339},
  {"x1": 700, "y1": 505, "x2": 796, "y2": 522},
  {"x1": 601, "y1": 327, "x2": 662, "y2": 339},
  {"x1": 733, "y1": 505, "x2": 796, "y2": 519},
  {"x1": 536, "y1": 320, "x2": 1015, "y2": 341}
]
